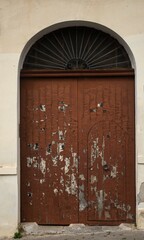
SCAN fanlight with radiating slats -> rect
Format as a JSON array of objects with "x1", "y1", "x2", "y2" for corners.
[{"x1": 23, "y1": 27, "x2": 131, "y2": 70}]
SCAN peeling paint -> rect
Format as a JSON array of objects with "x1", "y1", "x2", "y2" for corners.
[
  {"x1": 127, "y1": 213, "x2": 133, "y2": 220},
  {"x1": 105, "y1": 211, "x2": 111, "y2": 219},
  {"x1": 79, "y1": 174, "x2": 85, "y2": 180},
  {"x1": 65, "y1": 183, "x2": 71, "y2": 195},
  {"x1": 127, "y1": 205, "x2": 131, "y2": 211},
  {"x1": 64, "y1": 157, "x2": 70, "y2": 174},
  {"x1": 83, "y1": 149, "x2": 87, "y2": 154},
  {"x1": 70, "y1": 147, "x2": 78, "y2": 170},
  {"x1": 97, "y1": 102, "x2": 103, "y2": 108},
  {"x1": 27, "y1": 143, "x2": 39, "y2": 150},
  {"x1": 79, "y1": 191, "x2": 87, "y2": 211},
  {"x1": 58, "y1": 129, "x2": 67, "y2": 140},
  {"x1": 90, "y1": 108, "x2": 97, "y2": 112},
  {"x1": 103, "y1": 174, "x2": 109, "y2": 181},
  {"x1": 71, "y1": 173, "x2": 78, "y2": 195},
  {"x1": 33, "y1": 143, "x2": 39, "y2": 150},
  {"x1": 27, "y1": 143, "x2": 33, "y2": 148},
  {"x1": 57, "y1": 143, "x2": 65, "y2": 153},
  {"x1": 91, "y1": 138, "x2": 99, "y2": 165},
  {"x1": 24, "y1": 95, "x2": 134, "y2": 223},
  {"x1": 58, "y1": 101, "x2": 69, "y2": 112},
  {"x1": 27, "y1": 157, "x2": 37, "y2": 167},
  {"x1": 40, "y1": 179, "x2": 45, "y2": 184},
  {"x1": 110, "y1": 199, "x2": 131, "y2": 213},
  {"x1": 52, "y1": 131, "x2": 57, "y2": 136},
  {"x1": 110, "y1": 165, "x2": 117, "y2": 178},
  {"x1": 33, "y1": 160, "x2": 39, "y2": 168},
  {"x1": 60, "y1": 176, "x2": 64, "y2": 186},
  {"x1": 65, "y1": 174, "x2": 77, "y2": 196},
  {"x1": 96, "y1": 190, "x2": 104, "y2": 218},
  {"x1": 46, "y1": 144, "x2": 51, "y2": 155},
  {"x1": 40, "y1": 158, "x2": 46, "y2": 175},
  {"x1": 101, "y1": 136, "x2": 106, "y2": 166},
  {"x1": 26, "y1": 182, "x2": 30, "y2": 187},
  {"x1": 54, "y1": 188, "x2": 58, "y2": 195},
  {"x1": 27, "y1": 157, "x2": 33, "y2": 167},
  {"x1": 59, "y1": 189, "x2": 63, "y2": 194},
  {"x1": 52, "y1": 156, "x2": 58, "y2": 166},
  {"x1": 79, "y1": 184, "x2": 87, "y2": 211},
  {"x1": 33, "y1": 106, "x2": 39, "y2": 111},
  {"x1": 72, "y1": 152, "x2": 78, "y2": 170},
  {"x1": 58, "y1": 130, "x2": 64, "y2": 140},
  {"x1": 27, "y1": 192, "x2": 33, "y2": 197},
  {"x1": 91, "y1": 136, "x2": 106, "y2": 166},
  {"x1": 91, "y1": 186, "x2": 97, "y2": 193},
  {"x1": 105, "y1": 205, "x2": 110, "y2": 210},
  {"x1": 59, "y1": 155, "x2": 63, "y2": 162},
  {"x1": 40, "y1": 104, "x2": 46, "y2": 111},
  {"x1": 40, "y1": 127, "x2": 45, "y2": 132},
  {"x1": 91, "y1": 175, "x2": 97, "y2": 184}
]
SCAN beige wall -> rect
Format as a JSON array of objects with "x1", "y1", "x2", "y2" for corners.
[
  {"x1": 0, "y1": 0, "x2": 144, "y2": 236},
  {"x1": 1, "y1": 0, "x2": 144, "y2": 53}
]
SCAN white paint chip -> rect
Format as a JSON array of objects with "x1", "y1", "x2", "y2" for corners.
[{"x1": 40, "y1": 158, "x2": 46, "y2": 175}]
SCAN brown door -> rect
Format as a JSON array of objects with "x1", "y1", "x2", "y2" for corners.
[{"x1": 20, "y1": 70, "x2": 135, "y2": 225}]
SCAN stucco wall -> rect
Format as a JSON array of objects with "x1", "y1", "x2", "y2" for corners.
[{"x1": 0, "y1": 0, "x2": 144, "y2": 236}]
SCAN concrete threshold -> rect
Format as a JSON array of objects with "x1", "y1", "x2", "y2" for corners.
[{"x1": 21, "y1": 222, "x2": 135, "y2": 236}]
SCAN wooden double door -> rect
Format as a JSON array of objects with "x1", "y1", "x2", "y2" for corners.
[{"x1": 21, "y1": 70, "x2": 135, "y2": 225}]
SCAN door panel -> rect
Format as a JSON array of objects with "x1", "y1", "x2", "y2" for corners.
[
  {"x1": 78, "y1": 76, "x2": 135, "y2": 224},
  {"x1": 21, "y1": 72, "x2": 135, "y2": 225},
  {"x1": 21, "y1": 77, "x2": 79, "y2": 224}
]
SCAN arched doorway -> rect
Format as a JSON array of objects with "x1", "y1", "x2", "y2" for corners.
[{"x1": 20, "y1": 26, "x2": 135, "y2": 225}]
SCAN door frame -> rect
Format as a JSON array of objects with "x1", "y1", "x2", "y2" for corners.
[{"x1": 20, "y1": 69, "x2": 134, "y2": 78}]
